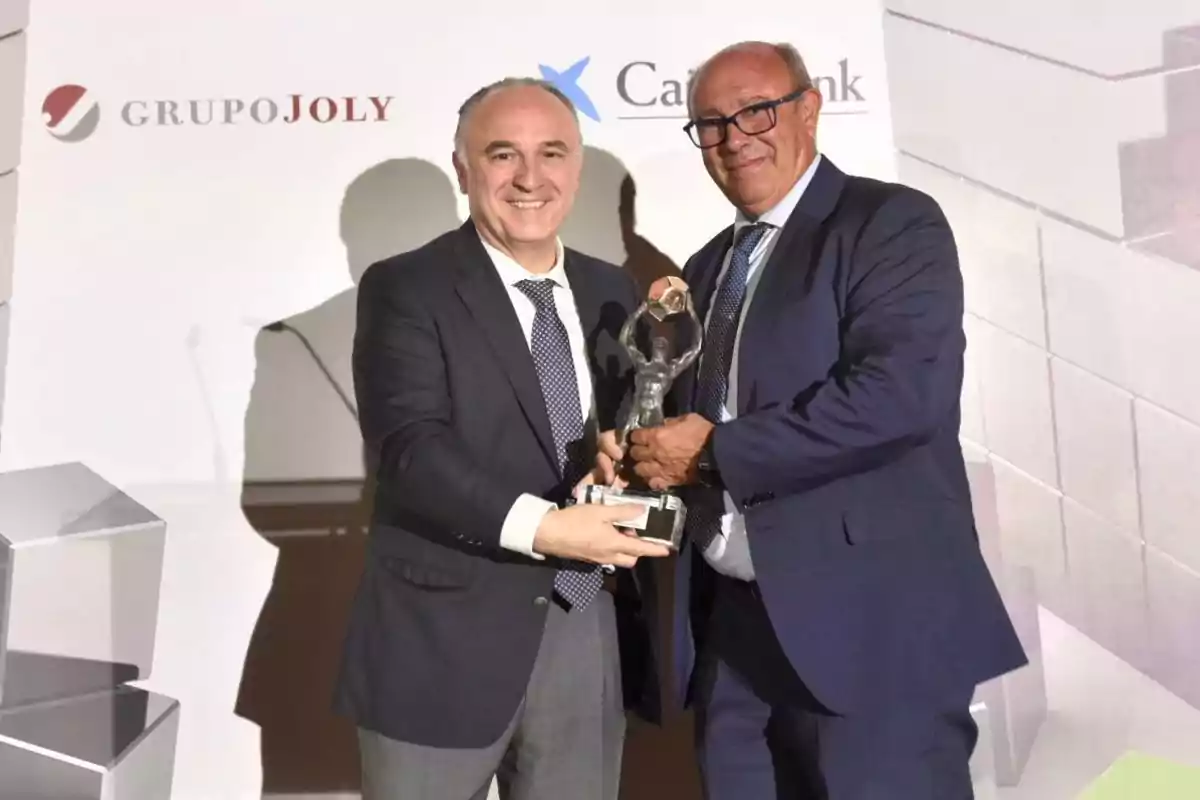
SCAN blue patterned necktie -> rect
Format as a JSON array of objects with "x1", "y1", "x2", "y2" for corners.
[
  {"x1": 515, "y1": 279, "x2": 603, "y2": 610},
  {"x1": 690, "y1": 223, "x2": 769, "y2": 549}
]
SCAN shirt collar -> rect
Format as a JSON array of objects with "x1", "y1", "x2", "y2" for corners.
[
  {"x1": 734, "y1": 152, "x2": 822, "y2": 232},
  {"x1": 477, "y1": 229, "x2": 569, "y2": 288}
]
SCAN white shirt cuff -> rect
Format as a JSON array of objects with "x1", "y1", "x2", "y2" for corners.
[{"x1": 499, "y1": 493, "x2": 556, "y2": 559}]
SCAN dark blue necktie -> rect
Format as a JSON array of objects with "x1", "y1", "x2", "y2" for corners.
[
  {"x1": 690, "y1": 223, "x2": 769, "y2": 549},
  {"x1": 516, "y1": 279, "x2": 603, "y2": 610}
]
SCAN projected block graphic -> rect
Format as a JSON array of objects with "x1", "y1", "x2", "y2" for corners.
[
  {"x1": 0, "y1": 29, "x2": 24, "y2": 180},
  {"x1": 884, "y1": 8, "x2": 1200, "y2": 252},
  {"x1": 0, "y1": 172, "x2": 14, "y2": 307},
  {"x1": 963, "y1": 452, "x2": 1048, "y2": 788},
  {"x1": 968, "y1": 699, "x2": 996, "y2": 800},
  {"x1": 0, "y1": 0, "x2": 30, "y2": 39},
  {"x1": 0, "y1": 462, "x2": 179, "y2": 798},
  {"x1": 0, "y1": 686, "x2": 180, "y2": 798},
  {"x1": 974, "y1": 566, "x2": 1046, "y2": 785},
  {"x1": 885, "y1": 0, "x2": 1200, "y2": 787}
]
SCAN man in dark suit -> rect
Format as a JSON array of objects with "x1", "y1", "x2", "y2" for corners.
[
  {"x1": 610, "y1": 41, "x2": 1029, "y2": 798},
  {"x1": 335, "y1": 77, "x2": 670, "y2": 800}
]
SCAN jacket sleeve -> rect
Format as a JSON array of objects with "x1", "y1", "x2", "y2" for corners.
[{"x1": 353, "y1": 263, "x2": 524, "y2": 551}]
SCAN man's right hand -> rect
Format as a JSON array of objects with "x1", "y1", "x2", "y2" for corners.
[{"x1": 532, "y1": 503, "x2": 670, "y2": 568}]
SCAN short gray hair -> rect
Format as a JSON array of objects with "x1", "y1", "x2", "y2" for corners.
[
  {"x1": 453, "y1": 77, "x2": 579, "y2": 155},
  {"x1": 686, "y1": 42, "x2": 814, "y2": 115}
]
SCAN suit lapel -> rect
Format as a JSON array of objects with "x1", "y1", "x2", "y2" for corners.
[
  {"x1": 735, "y1": 157, "x2": 846, "y2": 414},
  {"x1": 672, "y1": 230, "x2": 733, "y2": 413},
  {"x1": 452, "y1": 221, "x2": 559, "y2": 473},
  {"x1": 563, "y1": 252, "x2": 601, "y2": 377},
  {"x1": 734, "y1": 218, "x2": 818, "y2": 414}
]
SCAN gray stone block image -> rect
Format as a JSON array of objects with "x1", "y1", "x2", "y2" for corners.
[
  {"x1": 1, "y1": 172, "x2": 15, "y2": 307},
  {"x1": 884, "y1": 0, "x2": 1200, "y2": 788},
  {"x1": 963, "y1": 450, "x2": 1047, "y2": 787},
  {"x1": 0, "y1": 301, "x2": 8, "y2": 438},
  {"x1": 882, "y1": 4, "x2": 1199, "y2": 264},
  {"x1": 0, "y1": 0, "x2": 30, "y2": 41},
  {"x1": 975, "y1": 566, "x2": 1047, "y2": 785},
  {"x1": 0, "y1": 462, "x2": 179, "y2": 798},
  {"x1": 968, "y1": 699, "x2": 996, "y2": 800},
  {"x1": 1, "y1": 1, "x2": 24, "y2": 446},
  {"x1": 0, "y1": 28, "x2": 25, "y2": 182},
  {"x1": 0, "y1": 685, "x2": 180, "y2": 799}
]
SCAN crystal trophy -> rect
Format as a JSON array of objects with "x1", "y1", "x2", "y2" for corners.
[{"x1": 580, "y1": 277, "x2": 702, "y2": 550}]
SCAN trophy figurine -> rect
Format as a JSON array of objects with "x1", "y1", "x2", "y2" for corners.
[{"x1": 580, "y1": 276, "x2": 702, "y2": 550}]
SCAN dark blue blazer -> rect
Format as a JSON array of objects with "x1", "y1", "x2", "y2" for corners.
[
  {"x1": 666, "y1": 157, "x2": 1027, "y2": 715},
  {"x1": 335, "y1": 220, "x2": 659, "y2": 747}
]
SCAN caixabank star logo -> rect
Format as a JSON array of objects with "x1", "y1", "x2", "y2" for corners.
[
  {"x1": 538, "y1": 57, "x2": 601, "y2": 122},
  {"x1": 41, "y1": 84, "x2": 396, "y2": 142}
]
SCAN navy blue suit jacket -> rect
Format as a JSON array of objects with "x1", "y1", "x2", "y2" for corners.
[
  {"x1": 666, "y1": 157, "x2": 1027, "y2": 715},
  {"x1": 335, "y1": 221, "x2": 659, "y2": 747}
]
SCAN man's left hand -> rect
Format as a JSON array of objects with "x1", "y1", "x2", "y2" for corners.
[
  {"x1": 627, "y1": 413, "x2": 714, "y2": 491},
  {"x1": 572, "y1": 429, "x2": 628, "y2": 499}
]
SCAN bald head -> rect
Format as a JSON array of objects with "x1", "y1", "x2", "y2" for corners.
[
  {"x1": 686, "y1": 41, "x2": 822, "y2": 217},
  {"x1": 454, "y1": 78, "x2": 579, "y2": 157},
  {"x1": 688, "y1": 42, "x2": 811, "y2": 116},
  {"x1": 451, "y1": 79, "x2": 584, "y2": 272}
]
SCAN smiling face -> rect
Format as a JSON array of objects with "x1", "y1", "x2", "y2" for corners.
[
  {"x1": 452, "y1": 83, "x2": 582, "y2": 271},
  {"x1": 689, "y1": 44, "x2": 821, "y2": 218}
]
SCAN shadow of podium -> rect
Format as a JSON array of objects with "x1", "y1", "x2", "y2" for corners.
[
  {"x1": 236, "y1": 480, "x2": 705, "y2": 799},
  {"x1": 237, "y1": 480, "x2": 371, "y2": 794}
]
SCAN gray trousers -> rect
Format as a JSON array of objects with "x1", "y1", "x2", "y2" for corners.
[{"x1": 358, "y1": 590, "x2": 626, "y2": 800}]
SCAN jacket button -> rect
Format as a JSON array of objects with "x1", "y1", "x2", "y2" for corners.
[{"x1": 533, "y1": 596, "x2": 549, "y2": 606}]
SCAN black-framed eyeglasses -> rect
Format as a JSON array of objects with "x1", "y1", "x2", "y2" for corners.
[{"x1": 683, "y1": 88, "x2": 807, "y2": 149}]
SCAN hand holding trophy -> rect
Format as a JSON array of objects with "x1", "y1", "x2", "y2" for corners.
[{"x1": 579, "y1": 276, "x2": 702, "y2": 550}]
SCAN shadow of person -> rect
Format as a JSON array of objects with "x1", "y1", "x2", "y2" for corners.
[
  {"x1": 619, "y1": 174, "x2": 686, "y2": 298},
  {"x1": 563, "y1": 145, "x2": 689, "y2": 350},
  {"x1": 561, "y1": 145, "x2": 684, "y2": 298},
  {"x1": 234, "y1": 158, "x2": 461, "y2": 795},
  {"x1": 561, "y1": 145, "x2": 702, "y2": 800}
]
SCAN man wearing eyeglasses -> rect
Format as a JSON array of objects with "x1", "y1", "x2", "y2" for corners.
[{"x1": 607, "y1": 41, "x2": 1028, "y2": 798}]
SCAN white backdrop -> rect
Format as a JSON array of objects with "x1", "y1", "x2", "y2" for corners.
[{"x1": 2, "y1": 2, "x2": 894, "y2": 797}]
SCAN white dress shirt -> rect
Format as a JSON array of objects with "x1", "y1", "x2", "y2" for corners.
[
  {"x1": 700, "y1": 153, "x2": 822, "y2": 581},
  {"x1": 477, "y1": 233, "x2": 595, "y2": 559}
]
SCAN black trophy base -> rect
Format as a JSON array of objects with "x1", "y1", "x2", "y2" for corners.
[{"x1": 580, "y1": 484, "x2": 685, "y2": 550}]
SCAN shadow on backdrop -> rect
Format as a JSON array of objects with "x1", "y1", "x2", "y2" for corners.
[
  {"x1": 564, "y1": 146, "x2": 684, "y2": 298},
  {"x1": 568, "y1": 146, "x2": 689, "y2": 366},
  {"x1": 563, "y1": 146, "x2": 700, "y2": 800},
  {"x1": 234, "y1": 158, "x2": 461, "y2": 794},
  {"x1": 233, "y1": 148, "x2": 698, "y2": 799}
]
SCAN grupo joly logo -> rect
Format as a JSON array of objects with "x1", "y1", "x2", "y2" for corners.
[
  {"x1": 43, "y1": 84, "x2": 101, "y2": 142},
  {"x1": 538, "y1": 55, "x2": 867, "y2": 122},
  {"x1": 42, "y1": 84, "x2": 395, "y2": 141}
]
